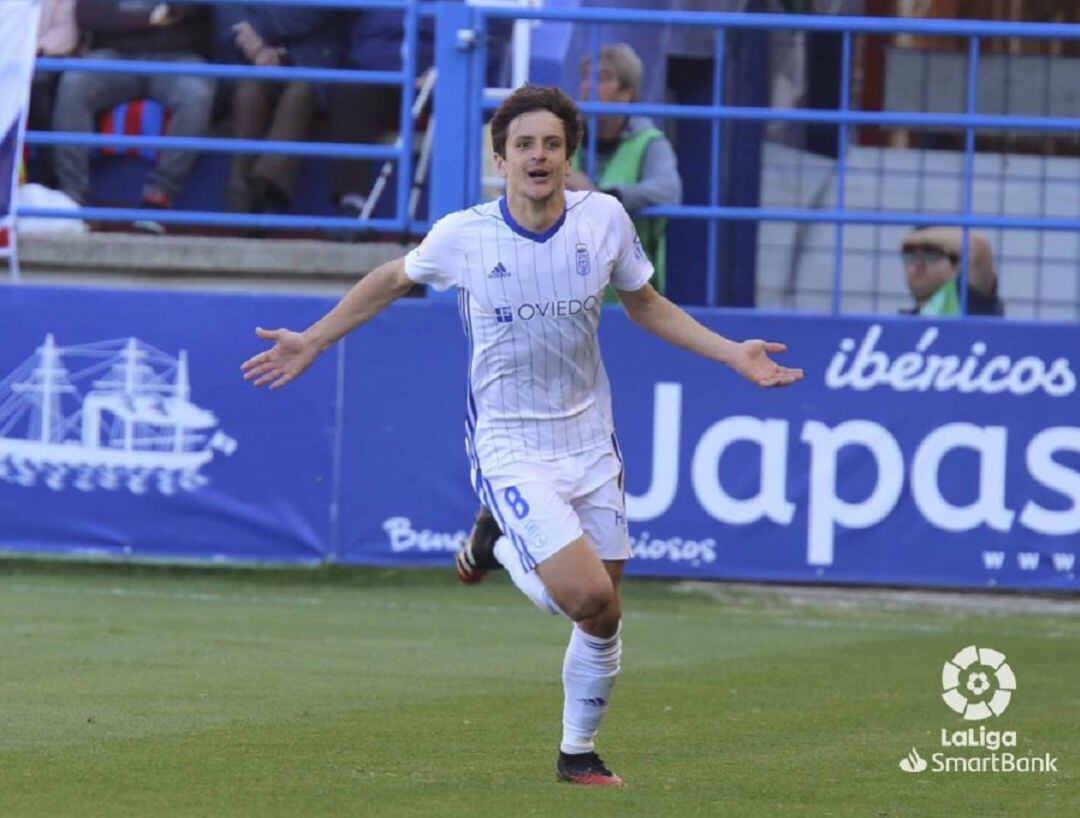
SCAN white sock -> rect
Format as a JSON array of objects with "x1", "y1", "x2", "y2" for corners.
[
  {"x1": 493, "y1": 536, "x2": 565, "y2": 617},
  {"x1": 560, "y1": 622, "x2": 621, "y2": 755}
]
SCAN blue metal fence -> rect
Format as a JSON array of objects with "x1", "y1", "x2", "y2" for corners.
[{"x1": 15, "y1": 2, "x2": 1080, "y2": 316}]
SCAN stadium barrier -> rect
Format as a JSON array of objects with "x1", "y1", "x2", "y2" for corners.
[{"x1": 2, "y1": 284, "x2": 1076, "y2": 590}]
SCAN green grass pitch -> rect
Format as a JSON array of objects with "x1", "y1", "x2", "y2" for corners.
[{"x1": 0, "y1": 562, "x2": 1076, "y2": 817}]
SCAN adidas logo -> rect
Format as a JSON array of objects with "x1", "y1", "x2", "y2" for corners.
[
  {"x1": 488, "y1": 262, "x2": 511, "y2": 279},
  {"x1": 577, "y1": 697, "x2": 607, "y2": 707}
]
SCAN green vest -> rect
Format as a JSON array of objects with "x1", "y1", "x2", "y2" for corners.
[
  {"x1": 919, "y1": 278, "x2": 960, "y2": 316},
  {"x1": 574, "y1": 127, "x2": 667, "y2": 295}
]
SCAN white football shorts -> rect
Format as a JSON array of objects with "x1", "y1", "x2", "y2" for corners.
[{"x1": 472, "y1": 442, "x2": 631, "y2": 572}]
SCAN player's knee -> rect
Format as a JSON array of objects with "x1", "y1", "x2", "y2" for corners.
[
  {"x1": 564, "y1": 580, "x2": 615, "y2": 622},
  {"x1": 579, "y1": 605, "x2": 621, "y2": 639}
]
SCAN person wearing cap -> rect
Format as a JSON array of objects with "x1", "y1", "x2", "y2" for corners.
[{"x1": 900, "y1": 226, "x2": 1004, "y2": 316}]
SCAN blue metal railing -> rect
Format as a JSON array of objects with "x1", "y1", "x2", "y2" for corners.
[
  {"x1": 33, "y1": 57, "x2": 402, "y2": 85},
  {"x1": 470, "y1": 5, "x2": 1080, "y2": 312},
  {"x1": 476, "y1": 6, "x2": 1080, "y2": 37},
  {"x1": 27, "y1": 132, "x2": 399, "y2": 160}
]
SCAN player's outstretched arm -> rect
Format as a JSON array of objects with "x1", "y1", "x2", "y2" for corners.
[
  {"x1": 616, "y1": 283, "x2": 804, "y2": 388},
  {"x1": 241, "y1": 257, "x2": 414, "y2": 389}
]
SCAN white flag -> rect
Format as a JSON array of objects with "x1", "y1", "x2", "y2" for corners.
[{"x1": 0, "y1": 0, "x2": 42, "y2": 219}]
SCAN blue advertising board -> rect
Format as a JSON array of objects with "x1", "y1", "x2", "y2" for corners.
[
  {"x1": 0, "y1": 286, "x2": 338, "y2": 563},
  {"x1": 1, "y1": 284, "x2": 1076, "y2": 591},
  {"x1": 604, "y1": 311, "x2": 1080, "y2": 590}
]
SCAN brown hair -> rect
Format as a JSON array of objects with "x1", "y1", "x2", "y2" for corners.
[{"x1": 490, "y1": 84, "x2": 583, "y2": 159}]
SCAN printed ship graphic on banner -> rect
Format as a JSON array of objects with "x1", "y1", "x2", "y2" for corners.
[{"x1": 0, "y1": 335, "x2": 236, "y2": 494}]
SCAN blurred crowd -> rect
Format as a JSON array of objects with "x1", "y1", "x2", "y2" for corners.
[{"x1": 27, "y1": 0, "x2": 441, "y2": 234}]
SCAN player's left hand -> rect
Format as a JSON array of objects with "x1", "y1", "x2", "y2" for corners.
[
  {"x1": 731, "y1": 340, "x2": 804, "y2": 388},
  {"x1": 241, "y1": 327, "x2": 319, "y2": 389}
]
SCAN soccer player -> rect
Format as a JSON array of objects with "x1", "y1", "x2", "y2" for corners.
[{"x1": 242, "y1": 85, "x2": 803, "y2": 787}]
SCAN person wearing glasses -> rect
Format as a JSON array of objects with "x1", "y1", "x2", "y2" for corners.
[{"x1": 900, "y1": 226, "x2": 1004, "y2": 316}]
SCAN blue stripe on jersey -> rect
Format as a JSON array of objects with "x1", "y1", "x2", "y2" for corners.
[
  {"x1": 611, "y1": 432, "x2": 626, "y2": 493},
  {"x1": 482, "y1": 483, "x2": 533, "y2": 574},
  {"x1": 466, "y1": 461, "x2": 523, "y2": 570},
  {"x1": 462, "y1": 291, "x2": 478, "y2": 425},
  {"x1": 499, "y1": 196, "x2": 566, "y2": 244},
  {"x1": 481, "y1": 475, "x2": 537, "y2": 572},
  {"x1": 457, "y1": 289, "x2": 479, "y2": 472},
  {"x1": 468, "y1": 466, "x2": 531, "y2": 573},
  {"x1": 466, "y1": 453, "x2": 529, "y2": 566},
  {"x1": 456, "y1": 286, "x2": 467, "y2": 331}
]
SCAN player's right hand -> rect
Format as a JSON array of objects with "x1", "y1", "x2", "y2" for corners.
[{"x1": 241, "y1": 327, "x2": 319, "y2": 389}]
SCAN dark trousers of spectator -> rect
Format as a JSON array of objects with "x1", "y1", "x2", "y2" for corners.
[
  {"x1": 227, "y1": 80, "x2": 314, "y2": 212},
  {"x1": 28, "y1": 71, "x2": 59, "y2": 188},
  {"x1": 52, "y1": 50, "x2": 216, "y2": 205},
  {"x1": 327, "y1": 83, "x2": 402, "y2": 206}
]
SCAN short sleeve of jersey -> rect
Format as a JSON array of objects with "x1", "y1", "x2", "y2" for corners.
[
  {"x1": 404, "y1": 212, "x2": 464, "y2": 291},
  {"x1": 609, "y1": 201, "x2": 655, "y2": 292}
]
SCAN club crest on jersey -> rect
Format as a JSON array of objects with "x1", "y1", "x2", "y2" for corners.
[
  {"x1": 575, "y1": 244, "x2": 591, "y2": 276},
  {"x1": 488, "y1": 261, "x2": 511, "y2": 279}
]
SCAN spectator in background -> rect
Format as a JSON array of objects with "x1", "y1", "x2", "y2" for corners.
[
  {"x1": 326, "y1": 12, "x2": 507, "y2": 230},
  {"x1": 37, "y1": 0, "x2": 79, "y2": 57},
  {"x1": 29, "y1": 0, "x2": 80, "y2": 187},
  {"x1": 570, "y1": 44, "x2": 681, "y2": 294},
  {"x1": 325, "y1": 10, "x2": 434, "y2": 222},
  {"x1": 53, "y1": 1, "x2": 215, "y2": 232},
  {"x1": 900, "y1": 226, "x2": 1004, "y2": 316},
  {"x1": 213, "y1": 4, "x2": 344, "y2": 215}
]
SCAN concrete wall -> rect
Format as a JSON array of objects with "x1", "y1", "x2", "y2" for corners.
[{"x1": 12, "y1": 232, "x2": 409, "y2": 295}]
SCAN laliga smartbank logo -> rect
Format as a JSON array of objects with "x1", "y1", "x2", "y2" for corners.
[
  {"x1": 898, "y1": 748, "x2": 927, "y2": 773},
  {"x1": 898, "y1": 645, "x2": 1059, "y2": 775},
  {"x1": 941, "y1": 644, "x2": 1015, "y2": 720}
]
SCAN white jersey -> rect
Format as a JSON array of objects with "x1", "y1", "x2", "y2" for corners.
[{"x1": 404, "y1": 190, "x2": 653, "y2": 470}]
